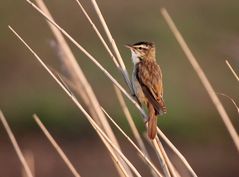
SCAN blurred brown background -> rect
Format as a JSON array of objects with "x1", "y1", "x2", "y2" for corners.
[{"x1": 0, "y1": 0, "x2": 238, "y2": 176}]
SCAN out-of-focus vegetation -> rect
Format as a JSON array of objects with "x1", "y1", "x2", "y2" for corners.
[{"x1": 0, "y1": 0, "x2": 238, "y2": 176}]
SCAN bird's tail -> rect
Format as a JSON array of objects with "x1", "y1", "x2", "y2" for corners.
[{"x1": 147, "y1": 103, "x2": 157, "y2": 139}]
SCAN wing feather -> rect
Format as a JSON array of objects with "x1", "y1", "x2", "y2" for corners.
[{"x1": 136, "y1": 61, "x2": 166, "y2": 115}]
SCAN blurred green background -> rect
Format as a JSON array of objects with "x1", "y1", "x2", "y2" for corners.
[{"x1": 0, "y1": 0, "x2": 238, "y2": 176}]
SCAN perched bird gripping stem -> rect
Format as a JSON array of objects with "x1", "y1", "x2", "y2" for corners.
[{"x1": 126, "y1": 41, "x2": 166, "y2": 139}]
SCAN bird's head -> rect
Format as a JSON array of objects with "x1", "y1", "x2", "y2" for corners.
[{"x1": 125, "y1": 41, "x2": 156, "y2": 64}]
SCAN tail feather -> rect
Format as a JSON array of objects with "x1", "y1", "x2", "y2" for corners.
[
  {"x1": 148, "y1": 115, "x2": 157, "y2": 139},
  {"x1": 147, "y1": 103, "x2": 157, "y2": 139}
]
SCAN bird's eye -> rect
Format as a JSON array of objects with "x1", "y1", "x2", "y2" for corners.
[{"x1": 138, "y1": 47, "x2": 142, "y2": 50}]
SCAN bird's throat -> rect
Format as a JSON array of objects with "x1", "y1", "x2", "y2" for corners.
[{"x1": 131, "y1": 50, "x2": 140, "y2": 65}]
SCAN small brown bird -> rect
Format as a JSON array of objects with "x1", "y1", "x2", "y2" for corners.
[{"x1": 126, "y1": 41, "x2": 166, "y2": 139}]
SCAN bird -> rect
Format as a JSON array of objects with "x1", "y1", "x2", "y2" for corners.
[{"x1": 125, "y1": 41, "x2": 166, "y2": 139}]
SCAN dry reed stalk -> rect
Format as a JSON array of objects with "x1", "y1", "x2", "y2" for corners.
[
  {"x1": 114, "y1": 86, "x2": 147, "y2": 152},
  {"x1": 59, "y1": 72, "x2": 167, "y2": 177},
  {"x1": 160, "y1": 8, "x2": 239, "y2": 152},
  {"x1": 22, "y1": 150, "x2": 35, "y2": 177},
  {"x1": 50, "y1": 72, "x2": 134, "y2": 176},
  {"x1": 82, "y1": 110, "x2": 142, "y2": 177},
  {"x1": 57, "y1": 80, "x2": 132, "y2": 177},
  {"x1": 91, "y1": 126, "x2": 131, "y2": 177},
  {"x1": 0, "y1": 111, "x2": 34, "y2": 177},
  {"x1": 151, "y1": 138, "x2": 171, "y2": 177},
  {"x1": 223, "y1": 60, "x2": 239, "y2": 114},
  {"x1": 74, "y1": 0, "x2": 119, "y2": 67},
  {"x1": 101, "y1": 107, "x2": 163, "y2": 177},
  {"x1": 157, "y1": 127, "x2": 197, "y2": 177},
  {"x1": 114, "y1": 86, "x2": 163, "y2": 177},
  {"x1": 34, "y1": 1, "x2": 132, "y2": 176},
  {"x1": 90, "y1": 0, "x2": 133, "y2": 93},
  {"x1": 217, "y1": 93, "x2": 239, "y2": 115},
  {"x1": 26, "y1": 0, "x2": 146, "y2": 119},
  {"x1": 155, "y1": 137, "x2": 180, "y2": 177},
  {"x1": 113, "y1": 87, "x2": 150, "y2": 154},
  {"x1": 145, "y1": 135, "x2": 181, "y2": 177},
  {"x1": 33, "y1": 114, "x2": 81, "y2": 177},
  {"x1": 56, "y1": 73, "x2": 160, "y2": 177},
  {"x1": 42, "y1": 69, "x2": 133, "y2": 177},
  {"x1": 9, "y1": 26, "x2": 142, "y2": 177},
  {"x1": 225, "y1": 60, "x2": 239, "y2": 82}
]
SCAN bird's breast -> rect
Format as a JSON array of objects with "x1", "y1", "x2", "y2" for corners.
[{"x1": 132, "y1": 67, "x2": 146, "y2": 104}]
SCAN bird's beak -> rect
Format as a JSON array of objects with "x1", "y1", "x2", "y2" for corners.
[{"x1": 125, "y1": 44, "x2": 133, "y2": 49}]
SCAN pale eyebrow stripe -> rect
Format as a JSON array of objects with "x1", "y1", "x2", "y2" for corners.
[{"x1": 135, "y1": 45, "x2": 148, "y2": 49}]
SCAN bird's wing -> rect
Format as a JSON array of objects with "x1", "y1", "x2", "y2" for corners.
[{"x1": 136, "y1": 61, "x2": 166, "y2": 115}]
